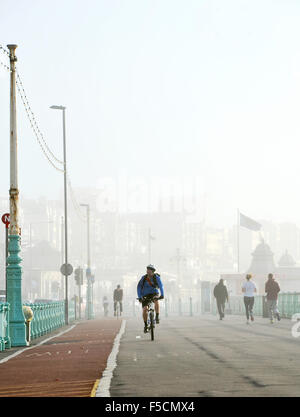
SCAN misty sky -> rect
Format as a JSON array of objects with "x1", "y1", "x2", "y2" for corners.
[{"x1": 1, "y1": 0, "x2": 300, "y2": 228}]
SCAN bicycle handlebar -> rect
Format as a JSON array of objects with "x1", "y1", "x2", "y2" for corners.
[{"x1": 137, "y1": 295, "x2": 163, "y2": 301}]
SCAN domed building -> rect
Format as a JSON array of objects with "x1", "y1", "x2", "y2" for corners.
[
  {"x1": 247, "y1": 239, "x2": 276, "y2": 275},
  {"x1": 278, "y1": 250, "x2": 296, "y2": 267},
  {"x1": 221, "y1": 240, "x2": 300, "y2": 295},
  {"x1": 275, "y1": 249, "x2": 300, "y2": 292}
]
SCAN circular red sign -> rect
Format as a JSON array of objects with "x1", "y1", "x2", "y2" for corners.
[{"x1": 1, "y1": 213, "x2": 10, "y2": 228}]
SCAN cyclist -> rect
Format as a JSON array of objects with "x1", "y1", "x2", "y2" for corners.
[
  {"x1": 113, "y1": 284, "x2": 123, "y2": 316},
  {"x1": 137, "y1": 264, "x2": 164, "y2": 333}
]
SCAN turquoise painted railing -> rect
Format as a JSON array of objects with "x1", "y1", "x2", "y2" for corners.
[
  {"x1": 0, "y1": 299, "x2": 77, "y2": 351},
  {"x1": 0, "y1": 303, "x2": 11, "y2": 351},
  {"x1": 213, "y1": 295, "x2": 263, "y2": 316},
  {"x1": 213, "y1": 293, "x2": 300, "y2": 318},
  {"x1": 278, "y1": 292, "x2": 300, "y2": 318},
  {"x1": 23, "y1": 300, "x2": 76, "y2": 340},
  {"x1": 69, "y1": 299, "x2": 75, "y2": 322}
]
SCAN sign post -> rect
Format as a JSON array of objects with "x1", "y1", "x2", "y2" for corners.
[
  {"x1": 1, "y1": 213, "x2": 10, "y2": 301},
  {"x1": 60, "y1": 263, "x2": 73, "y2": 324}
]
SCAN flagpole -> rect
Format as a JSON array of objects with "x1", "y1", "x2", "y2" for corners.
[{"x1": 237, "y1": 209, "x2": 240, "y2": 273}]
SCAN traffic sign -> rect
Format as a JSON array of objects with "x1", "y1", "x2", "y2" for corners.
[
  {"x1": 74, "y1": 267, "x2": 83, "y2": 285},
  {"x1": 1, "y1": 213, "x2": 10, "y2": 229},
  {"x1": 60, "y1": 263, "x2": 73, "y2": 276}
]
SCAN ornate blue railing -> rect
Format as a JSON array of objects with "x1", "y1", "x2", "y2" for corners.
[
  {"x1": 0, "y1": 303, "x2": 11, "y2": 351},
  {"x1": 0, "y1": 300, "x2": 76, "y2": 350}
]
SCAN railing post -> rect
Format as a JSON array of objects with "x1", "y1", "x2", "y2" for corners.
[
  {"x1": 30, "y1": 304, "x2": 36, "y2": 339},
  {"x1": 55, "y1": 302, "x2": 59, "y2": 329},
  {"x1": 36, "y1": 304, "x2": 41, "y2": 337},
  {"x1": 0, "y1": 304, "x2": 4, "y2": 351},
  {"x1": 61, "y1": 301, "x2": 64, "y2": 326},
  {"x1": 42, "y1": 304, "x2": 46, "y2": 335}
]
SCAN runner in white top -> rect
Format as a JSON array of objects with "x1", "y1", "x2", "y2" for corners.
[{"x1": 242, "y1": 274, "x2": 257, "y2": 324}]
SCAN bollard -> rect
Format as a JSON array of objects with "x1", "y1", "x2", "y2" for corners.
[
  {"x1": 262, "y1": 296, "x2": 268, "y2": 318},
  {"x1": 179, "y1": 298, "x2": 182, "y2": 316},
  {"x1": 22, "y1": 305, "x2": 33, "y2": 345},
  {"x1": 189, "y1": 297, "x2": 193, "y2": 317}
]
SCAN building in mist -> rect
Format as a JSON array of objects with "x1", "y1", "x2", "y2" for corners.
[
  {"x1": 22, "y1": 241, "x2": 62, "y2": 301},
  {"x1": 221, "y1": 240, "x2": 300, "y2": 296}
]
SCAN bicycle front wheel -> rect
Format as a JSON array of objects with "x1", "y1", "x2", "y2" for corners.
[{"x1": 150, "y1": 311, "x2": 154, "y2": 341}]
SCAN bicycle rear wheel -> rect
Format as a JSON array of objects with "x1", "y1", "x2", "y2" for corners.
[{"x1": 150, "y1": 311, "x2": 154, "y2": 341}]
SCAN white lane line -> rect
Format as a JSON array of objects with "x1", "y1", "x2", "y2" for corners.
[
  {"x1": 0, "y1": 324, "x2": 77, "y2": 364},
  {"x1": 95, "y1": 319, "x2": 126, "y2": 397}
]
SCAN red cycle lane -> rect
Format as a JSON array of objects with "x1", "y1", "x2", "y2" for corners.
[{"x1": 0, "y1": 318, "x2": 122, "y2": 397}]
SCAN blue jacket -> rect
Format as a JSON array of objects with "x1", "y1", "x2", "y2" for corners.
[{"x1": 137, "y1": 274, "x2": 164, "y2": 298}]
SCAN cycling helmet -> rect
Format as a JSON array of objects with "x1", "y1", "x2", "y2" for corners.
[{"x1": 147, "y1": 264, "x2": 156, "y2": 271}]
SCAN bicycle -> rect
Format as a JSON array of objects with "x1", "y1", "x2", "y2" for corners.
[{"x1": 138, "y1": 294, "x2": 162, "y2": 341}]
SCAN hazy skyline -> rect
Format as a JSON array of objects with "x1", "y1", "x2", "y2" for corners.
[{"x1": 1, "y1": 0, "x2": 300, "y2": 228}]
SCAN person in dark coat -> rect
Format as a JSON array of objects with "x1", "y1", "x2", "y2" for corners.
[
  {"x1": 265, "y1": 273, "x2": 281, "y2": 323},
  {"x1": 213, "y1": 279, "x2": 229, "y2": 320},
  {"x1": 113, "y1": 284, "x2": 123, "y2": 316}
]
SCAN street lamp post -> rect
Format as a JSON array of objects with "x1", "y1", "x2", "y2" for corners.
[
  {"x1": 6, "y1": 44, "x2": 27, "y2": 346},
  {"x1": 148, "y1": 228, "x2": 155, "y2": 264},
  {"x1": 50, "y1": 105, "x2": 69, "y2": 324},
  {"x1": 80, "y1": 203, "x2": 93, "y2": 320}
]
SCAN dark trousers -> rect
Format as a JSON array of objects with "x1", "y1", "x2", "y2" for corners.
[
  {"x1": 114, "y1": 301, "x2": 123, "y2": 313},
  {"x1": 244, "y1": 296, "x2": 254, "y2": 320},
  {"x1": 216, "y1": 299, "x2": 225, "y2": 318}
]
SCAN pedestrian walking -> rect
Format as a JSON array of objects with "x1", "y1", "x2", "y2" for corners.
[
  {"x1": 113, "y1": 284, "x2": 123, "y2": 316},
  {"x1": 265, "y1": 273, "x2": 281, "y2": 324},
  {"x1": 213, "y1": 279, "x2": 229, "y2": 320},
  {"x1": 103, "y1": 296, "x2": 109, "y2": 317},
  {"x1": 242, "y1": 274, "x2": 257, "y2": 324}
]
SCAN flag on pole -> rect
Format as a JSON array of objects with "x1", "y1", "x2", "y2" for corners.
[
  {"x1": 239, "y1": 212, "x2": 261, "y2": 231},
  {"x1": 148, "y1": 229, "x2": 155, "y2": 240}
]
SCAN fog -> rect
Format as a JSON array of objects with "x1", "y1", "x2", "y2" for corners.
[{"x1": 1, "y1": 0, "x2": 300, "y2": 310}]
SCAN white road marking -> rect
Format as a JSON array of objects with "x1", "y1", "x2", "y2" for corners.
[
  {"x1": 0, "y1": 325, "x2": 76, "y2": 364},
  {"x1": 95, "y1": 320, "x2": 126, "y2": 397}
]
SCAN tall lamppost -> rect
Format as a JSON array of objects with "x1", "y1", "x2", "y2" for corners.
[
  {"x1": 6, "y1": 44, "x2": 27, "y2": 346},
  {"x1": 50, "y1": 105, "x2": 69, "y2": 324},
  {"x1": 80, "y1": 203, "x2": 93, "y2": 319}
]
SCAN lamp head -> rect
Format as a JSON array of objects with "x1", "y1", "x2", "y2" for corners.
[{"x1": 50, "y1": 105, "x2": 66, "y2": 110}]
